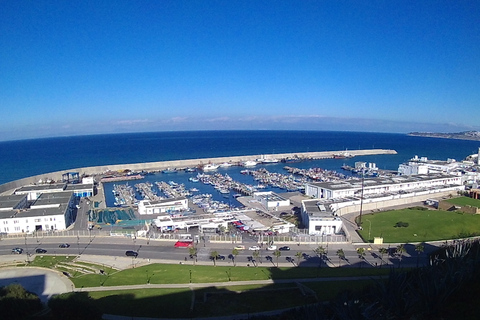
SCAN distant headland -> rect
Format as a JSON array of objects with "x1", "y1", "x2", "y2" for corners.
[{"x1": 408, "y1": 131, "x2": 480, "y2": 141}]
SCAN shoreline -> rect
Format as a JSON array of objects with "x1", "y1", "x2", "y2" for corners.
[{"x1": 0, "y1": 149, "x2": 396, "y2": 194}]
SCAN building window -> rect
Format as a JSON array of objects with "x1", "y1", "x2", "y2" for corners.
[
  {"x1": 3, "y1": 221, "x2": 7, "y2": 225},
  {"x1": 14, "y1": 220, "x2": 19, "y2": 224},
  {"x1": 35, "y1": 219, "x2": 41, "y2": 222},
  {"x1": 15, "y1": 227, "x2": 20, "y2": 231}
]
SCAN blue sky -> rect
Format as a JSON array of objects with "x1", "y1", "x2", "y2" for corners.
[{"x1": 1, "y1": 1, "x2": 479, "y2": 141}]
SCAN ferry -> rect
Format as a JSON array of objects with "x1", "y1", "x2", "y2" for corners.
[
  {"x1": 202, "y1": 164, "x2": 219, "y2": 171},
  {"x1": 242, "y1": 160, "x2": 257, "y2": 167}
]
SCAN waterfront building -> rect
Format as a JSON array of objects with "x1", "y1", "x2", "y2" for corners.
[
  {"x1": 0, "y1": 191, "x2": 75, "y2": 234},
  {"x1": 137, "y1": 197, "x2": 189, "y2": 215},
  {"x1": 301, "y1": 199, "x2": 343, "y2": 235},
  {"x1": 253, "y1": 191, "x2": 290, "y2": 211},
  {"x1": 305, "y1": 173, "x2": 463, "y2": 200},
  {"x1": 14, "y1": 182, "x2": 94, "y2": 200}
]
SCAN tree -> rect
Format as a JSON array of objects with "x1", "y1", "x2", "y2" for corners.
[
  {"x1": 415, "y1": 243, "x2": 425, "y2": 268},
  {"x1": 273, "y1": 249, "x2": 282, "y2": 267},
  {"x1": 0, "y1": 283, "x2": 43, "y2": 320},
  {"x1": 356, "y1": 247, "x2": 366, "y2": 268},
  {"x1": 336, "y1": 249, "x2": 345, "y2": 267},
  {"x1": 188, "y1": 246, "x2": 197, "y2": 265},
  {"x1": 217, "y1": 224, "x2": 226, "y2": 235},
  {"x1": 252, "y1": 250, "x2": 260, "y2": 267},
  {"x1": 49, "y1": 292, "x2": 102, "y2": 320},
  {"x1": 231, "y1": 248, "x2": 239, "y2": 266},
  {"x1": 379, "y1": 247, "x2": 388, "y2": 268},
  {"x1": 395, "y1": 244, "x2": 406, "y2": 268},
  {"x1": 314, "y1": 246, "x2": 326, "y2": 268},
  {"x1": 295, "y1": 251, "x2": 303, "y2": 267},
  {"x1": 210, "y1": 250, "x2": 220, "y2": 267}
]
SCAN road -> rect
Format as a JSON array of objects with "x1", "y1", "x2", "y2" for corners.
[{"x1": 0, "y1": 233, "x2": 439, "y2": 269}]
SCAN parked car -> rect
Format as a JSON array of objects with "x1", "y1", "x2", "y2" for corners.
[
  {"x1": 125, "y1": 250, "x2": 138, "y2": 258},
  {"x1": 35, "y1": 248, "x2": 47, "y2": 254},
  {"x1": 279, "y1": 246, "x2": 291, "y2": 251},
  {"x1": 267, "y1": 245, "x2": 277, "y2": 251},
  {"x1": 12, "y1": 248, "x2": 23, "y2": 254},
  {"x1": 248, "y1": 246, "x2": 260, "y2": 251},
  {"x1": 59, "y1": 243, "x2": 70, "y2": 248},
  {"x1": 233, "y1": 245, "x2": 245, "y2": 250}
]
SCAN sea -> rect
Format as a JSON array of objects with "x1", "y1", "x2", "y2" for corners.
[{"x1": 1, "y1": 130, "x2": 479, "y2": 207}]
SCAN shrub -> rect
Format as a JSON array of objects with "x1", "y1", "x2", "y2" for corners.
[{"x1": 394, "y1": 221, "x2": 409, "y2": 228}]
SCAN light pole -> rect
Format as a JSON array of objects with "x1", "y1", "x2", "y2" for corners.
[
  {"x1": 358, "y1": 169, "x2": 365, "y2": 227},
  {"x1": 367, "y1": 219, "x2": 372, "y2": 242}
]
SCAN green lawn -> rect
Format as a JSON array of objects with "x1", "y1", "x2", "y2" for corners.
[
  {"x1": 71, "y1": 263, "x2": 390, "y2": 288},
  {"x1": 87, "y1": 281, "x2": 376, "y2": 318},
  {"x1": 445, "y1": 196, "x2": 480, "y2": 208},
  {"x1": 357, "y1": 207, "x2": 480, "y2": 243}
]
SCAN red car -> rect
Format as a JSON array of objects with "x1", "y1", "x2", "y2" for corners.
[{"x1": 174, "y1": 241, "x2": 193, "y2": 248}]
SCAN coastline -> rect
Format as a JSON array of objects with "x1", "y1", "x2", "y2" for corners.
[
  {"x1": 408, "y1": 133, "x2": 480, "y2": 141},
  {"x1": 0, "y1": 149, "x2": 396, "y2": 194}
]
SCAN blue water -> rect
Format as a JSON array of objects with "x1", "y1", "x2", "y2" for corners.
[{"x1": 1, "y1": 130, "x2": 479, "y2": 188}]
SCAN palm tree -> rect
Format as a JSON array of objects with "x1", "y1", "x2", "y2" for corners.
[
  {"x1": 217, "y1": 224, "x2": 226, "y2": 235},
  {"x1": 415, "y1": 243, "x2": 425, "y2": 268},
  {"x1": 188, "y1": 246, "x2": 197, "y2": 265},
  {"x1": 356, "y1": 247, "x2": 366, "y2": 268},
  {"x1": 395, "y1": 244, "x2": 406, "y2": 268},
  {"x1": 314, "y1": 246, "x2": 326, "y2": 268},
  {"x1": 210, "y1": 250, "x2": 220, "y2": 267},
  {"x1": 273, "y1": 249, "x2": 281, "y2": 267},
  {"x1": 295, "y1": 251, "x2": 303, "y2": 267},
  {"x1": 231, "y1": 248, "x2": 239, "y2": 267},
  {"x1": 379, "y1": 247, "x2": 388, "y2": 268},
  {"x1": 336, "y1": 249, "x2": 345, "y2": 267},
  {"x1": 252, "y1": 250, "x2": 260, "y2": 267}
]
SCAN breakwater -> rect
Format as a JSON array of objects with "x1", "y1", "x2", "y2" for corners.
[{"x1": 0, "y1": 149, "x2": 396, "y2": 194}]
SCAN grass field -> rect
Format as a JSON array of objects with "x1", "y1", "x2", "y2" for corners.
[
  {"x1": 87, "y1": 280, "x2": 378, "y2": 318},
  {"x1": 357, "y1": 206, "x2": 480, "y2": 243},
  {"x1": 445, "y1": 196, "x2": 480, "y2": 208},
  {"x1": 70, "y1": 263, "x2": 390, "y2": 288}
]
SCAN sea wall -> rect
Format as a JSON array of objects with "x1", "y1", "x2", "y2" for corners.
[{"x1": 0, "y1": 149, "x2": 396, "y2": 194}]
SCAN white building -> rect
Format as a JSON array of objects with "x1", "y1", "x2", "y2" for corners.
[
  {"x1": 301, "y1": 199, "x2": 343, "y2": 235},
  {"x1": 398, "y1": 156, "x2": 462, "y2": 175},
  {"x1": 137, "y1": 197, "x2": 189, "y2": 215},
  {"x1": 0, "y1": 194, "x2": 28, "y2": 211},
  {"x1": 15, "y1": 183, "x2": 67, "y2": 201},
  {"x1": 253, "y1": 191, "x2": 290, "y2": 211},
  {"x1": 305, "y1": 174, "x2": 463, "y2": 200},
  {"x1": 0, "y1": 191, "x2": 75, "y2": 234}
]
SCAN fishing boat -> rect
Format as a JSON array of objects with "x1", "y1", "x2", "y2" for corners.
[{"x1": 162, "y1": 168, "x2": 177, "y2": 174}]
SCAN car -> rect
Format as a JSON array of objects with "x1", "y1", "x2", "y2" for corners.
[
  {"x1": 174, "y1": 241, "x2": 194, "y2": 248},
  {"x1": 217, "y1": 255, "x2": 226, "y2": 260},
  {"x1": 248, "y1": 246, "x2": 260, "y2": 251},
  {"x1": 59, "y1": 243, "x2": 70, "y2": 248},
  {"x1": 35, "y1": 248, "x2": 47, "y2": 254},
  {"x1": 279, "y1": 246, "x2": 290, "y2": 251},
  {"x1": 233, "y1": 245, "x2": 245, "y2": 250},
  {"x1": 125, "y1": 250, "x2": 138, "y2": 257},
  {"x1": 12, "y1": 248, "x2": 23, "y2": 254},
  {"x1": 267, "y1": 245, "x2": 277, "y2": 251}
]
